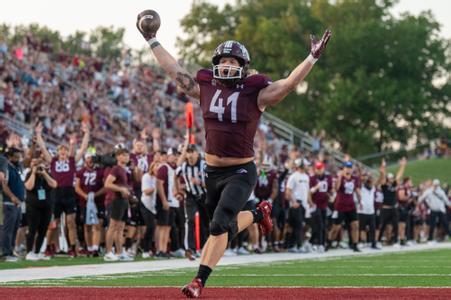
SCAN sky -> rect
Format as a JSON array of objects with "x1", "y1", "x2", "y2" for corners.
[{"x1": 0, "y1": 0, "x2": 450, "y2": 57}]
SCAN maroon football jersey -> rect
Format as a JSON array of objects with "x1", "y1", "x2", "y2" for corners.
[
  {"x1": 397, "y1": 184, "x2": 412, "y2": 207},
  {"x1": 51, "y1": 156, "x2": 76, "y2": 188},
  {"x1": 196, "y1": 69, "x2": 272, "y2": 158},
  {"x1": 334, "y1": 176, "x2": 360, "y2": 212},
  {"x1": 310, "y1": 174, "x2": 333, "y2": 209},
  {"x1": 76, "y1": 167, "x2": 104, "y2": 207},
  {"x1": 255, "y1": 170, "x2": 277, "y2": 200},
  {"x1": 130, "y1": 153, "x2": 153, "y2": 173}
]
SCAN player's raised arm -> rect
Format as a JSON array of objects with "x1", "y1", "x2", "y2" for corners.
[
  {"x1": 75, "y1": 123, "x2": 90, "y2": 163},
  {"x1": 257, "y1": 30, "x2": 331, "y2": 111},
  {"x1": 35, "y1": 122, "x2": 52, "y2": 163},
  {"x1": 136, "y1": 10, "x2": 200, "y2": 100}
]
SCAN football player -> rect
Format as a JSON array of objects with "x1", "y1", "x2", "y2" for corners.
[
  {"x1": 377, "y1": 158, "x2": 407, "y2": 247},
  {"x1": 74, "y1": 153, "x2": 106, "y2": 256},
  {"x1": 35, "y1": 122, "x2": 90, "y2": 257},
  {"x1": 254, "y1": 155, "x2": 278, "y2": 252},
  {"x1": 397, "y1": 177, "x2": 414, "y2": 245},
  {"x1": 124, "y1": 133, "x2": 154, "y2": 257},
  {"x1": 309, "y1": 161, "x2": 333, "y2": 252},
  {"x1": 155, "y1": 148, "x2": 180, "y2": 258},
  {"x1": 328, "y1": 161, "x2": 362, "y2": 252},
  {"x1": 137, "y1": 9, "x2": 331, "y2": 298}
]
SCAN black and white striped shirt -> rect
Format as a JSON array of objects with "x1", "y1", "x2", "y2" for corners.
[{"x1": 177, "y1": 158, "x2": 207, "y2": 197}]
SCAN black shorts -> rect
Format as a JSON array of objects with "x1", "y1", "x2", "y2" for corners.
[
  {"x1": 333, "y1": 210, "x2": 358, "y2": 225},
  {"x1": 271, "y1": 198, "x2": 283, "y2": 219},
  {"x1": 275, "y1": 206, "x2": 287, "y2": 229},
  {"x1": 413, "y1": 214, "x2": 424, "y2": 226},
  {"x1": 79, "y1": 205, "x2": 106, "y2": 225},
  {"x1": 205, "y1": 161, "x2": 257, "y2": 236},
  {"x1": 108, "y1": 199, "x2": 129, "y2": 222},
  {"x1": 288, "y1": 205, "x2": 305, "y2": 225},
  {"x1": 375, "y1": 209, "x2": 382, "y2": 228},
  {"x1": 54, "y1": 187, "x2": 77, "y2": 218},
  {"x1": 398, "y1": 206, "x2": 410, "y2": 223},
  {"x1": 358, "y1": 213, "x2": 375, "y2": 231},
  {"x1": 156, "y1": 205, "x2": 175, "y2": 226}
]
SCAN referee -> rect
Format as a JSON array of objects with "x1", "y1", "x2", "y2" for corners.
[{"x1": 177, "y1": 144, "x2": 208, "y2": 259}]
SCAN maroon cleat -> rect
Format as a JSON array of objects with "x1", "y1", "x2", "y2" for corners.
[
  {"x1": 79, "y1": 249, "x2": 89, "y2": 256},
  {"x1": 45, "y1": 246, "x2": 54, "y2": 258},
  {"x1": 67, "y1": 249, "x2": 77, "y2": 258},
  {"x1": 256, "y1": 200, "x2": 273, "y2": 235},
  {"x1": 181, "y1": 278, "x2": 203, "y2": 298}
]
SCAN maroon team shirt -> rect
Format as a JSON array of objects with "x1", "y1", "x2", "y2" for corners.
[
  {"x1": 107, "y1": 165, "x2": 130, "y2": 201},
  {"x1": 310, "y1": 174, "x2": 333, "y2": 209},
  {"x1": 51, "y1": 156, "x2": 76, "y2": 188},
  {"x1": 255, "y1": 170, "x2": 277, "y2": 200},
  {"x1": 196, "y1": 69, "x2": 272, "y2": 158},
  {"x1": 156, "y1": 163, "x2": 176, "y2": 203},
  {"x1": 334, "y1": 176, "x2": 360, "y2": 212},
  {"x1": 130, "y1": 153, "x2": 154, "y2": 189},
  {"x1": 397, "y1": 184, "x2": 412, "y2": 208},
  {"x1": 76, "y1": 167, "x2": 104, "y2": 207},
  {"x1": 103, "y1": 167, "x2": 113, "y2": 207}
]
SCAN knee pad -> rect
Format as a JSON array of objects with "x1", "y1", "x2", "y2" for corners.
[{"x1": 209, "y1": 220, "x2": 228, "y2": 236}]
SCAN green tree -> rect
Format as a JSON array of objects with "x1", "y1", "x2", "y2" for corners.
[
  {"x1": 63, "y1": 31, "x2": 92, "y2": 57},
  {"x1": 2, "y1": 23, "x2": 127, "y2": 62},
  {"x1": 9, "y1": 24, "x2": 63, "y2": 52},
  {"x1": 177, "y1": 0, "x2": 450, "y2": 156},
  {"x1": 0, "y1": 24, "x2": 11, "y2": 42},
  {"x1": 88, "y1": 26, "x2": 125, "y2": 62}
]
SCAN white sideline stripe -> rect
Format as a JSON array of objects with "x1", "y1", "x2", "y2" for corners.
[
  {"x1": 2, "y1": 285, "x2": 451, "y2": 289},
  {"x1": 172, "y1": 274, "x2": 451, "y2": 277},
  {"x1": 0, "y1": 242, "x2": 450, "y2": 283},
  {"x1": 30, "y1": 273, "x2": 451, "y2": 277},
  {"x1": 43, "y1": 273, "x2": 451, "y2": 277}
]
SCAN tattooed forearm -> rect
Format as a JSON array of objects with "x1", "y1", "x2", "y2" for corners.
[{"x1": 176, "y1": 71, "x2": 196, "y2": 92}]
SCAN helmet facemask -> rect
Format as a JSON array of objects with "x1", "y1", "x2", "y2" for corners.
[
  {"x1": 213, "y1": 64, "x2": 243, "y2": 80},
  {"x1": 211, "y1": 40, "x2": 250, "y2": 86}
]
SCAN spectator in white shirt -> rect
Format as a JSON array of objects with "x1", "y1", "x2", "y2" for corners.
[
  {"x1": 418, "y1": 179, "x2": 450, "y2": 243},
  {"x1": 285, "y1": 158, "x2": 312, "y2": 253},
  {"x1": 358, "y1": 174, "x2": 379, "y2": 249},
  {"x1": 140, "y1": 162, "x2": 159, "y2": 258}
]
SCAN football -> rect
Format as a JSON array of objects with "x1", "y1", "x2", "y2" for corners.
[{"x1": 137, "y1": 9, "x2": 161, "y2": 37}]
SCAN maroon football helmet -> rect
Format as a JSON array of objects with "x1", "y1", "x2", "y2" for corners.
[{"x1": 212, "y1": 40, "x2": 250, "y2": 84}]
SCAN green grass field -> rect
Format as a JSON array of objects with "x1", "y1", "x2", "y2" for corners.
[
  {"x1": 3, "y1": 249, "x2": 451, "y2": 287},
  {"x1": 387, "y1": 158, "x2": 450, "y2": 185}
]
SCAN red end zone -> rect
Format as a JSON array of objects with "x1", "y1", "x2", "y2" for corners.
[{"x1": 1, "y1": 287, "x2": 450, "y2": 299}]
